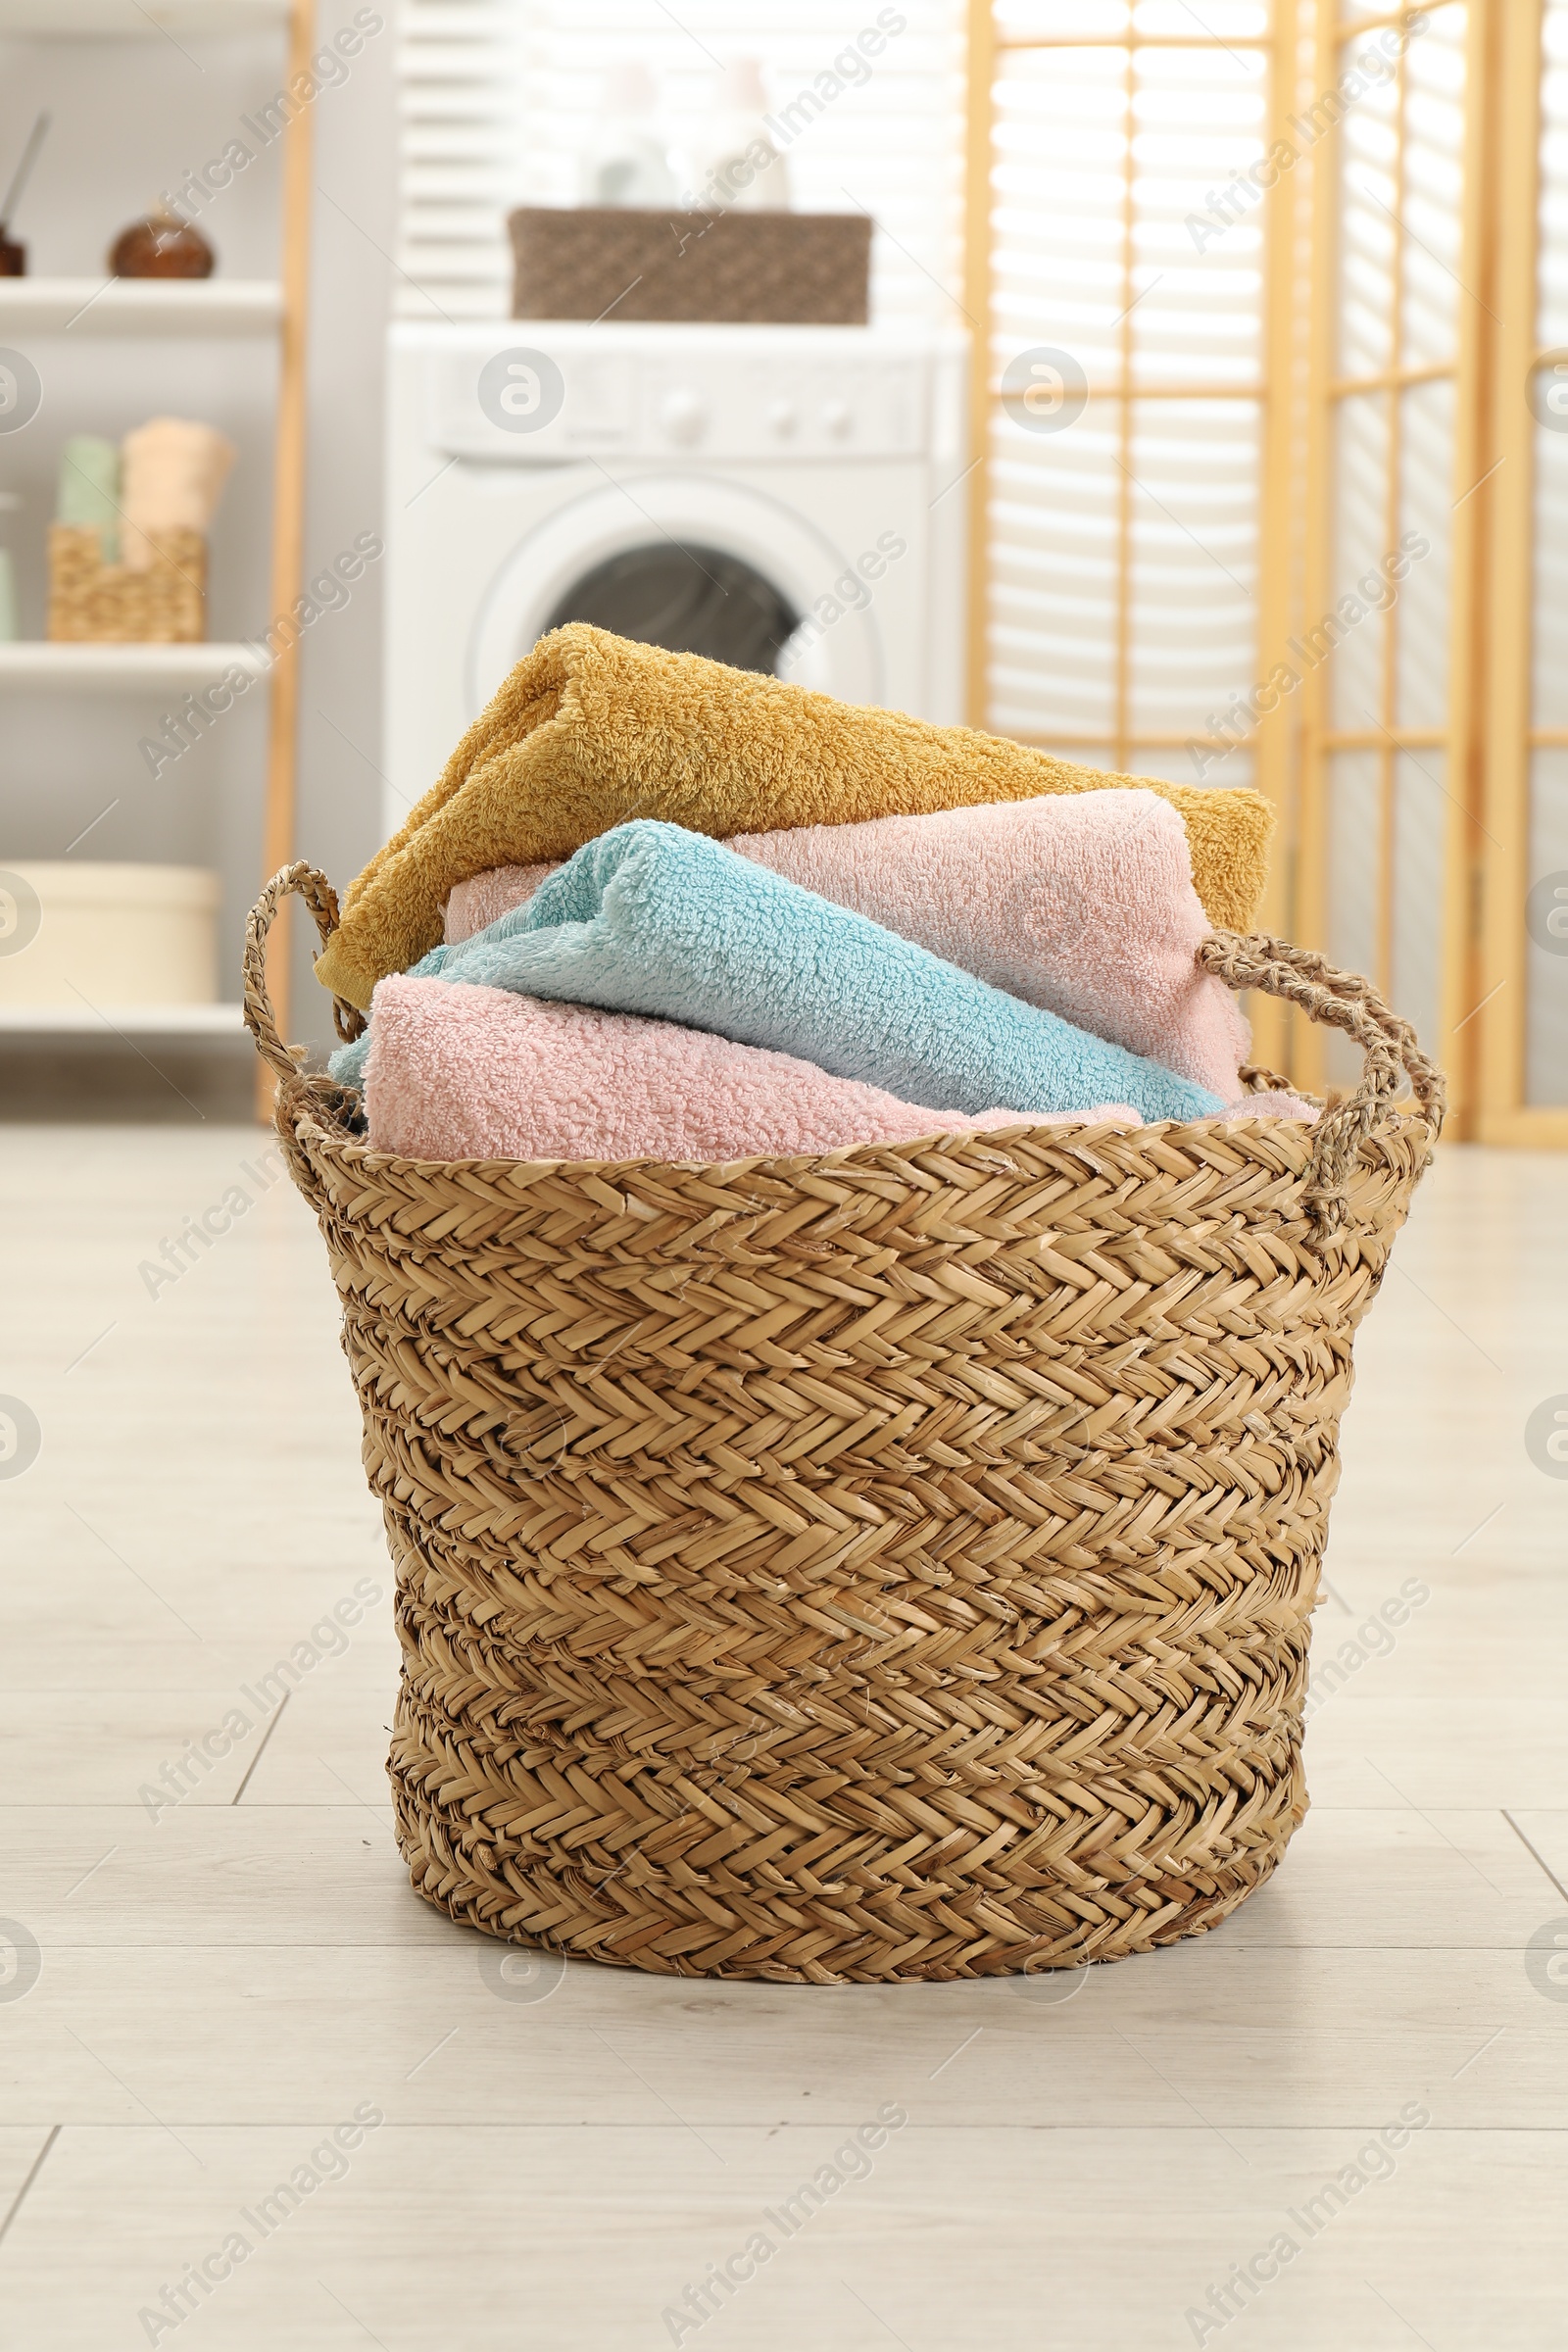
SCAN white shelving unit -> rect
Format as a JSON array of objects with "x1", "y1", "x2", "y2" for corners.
[
  {"x1": 0, "y1": 278, "x2": 282, "y2": 336},
  {"x1": 0, "y1": 3, "x2": 287, "y2": 32},
  {"x1": 0, "y1": 1003, "x2": 244, "y2": 1033},
  {"x1": 0, "y1": 0, "x2": 314, "y2": 1090},
  {"x1": 0, "y1": 643, "x2": 270, "y2": 688}
]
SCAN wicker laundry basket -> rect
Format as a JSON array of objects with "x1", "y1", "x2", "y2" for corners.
[{"x1": 244, "y1": 863, "x2": 1444, "y2": 1984}]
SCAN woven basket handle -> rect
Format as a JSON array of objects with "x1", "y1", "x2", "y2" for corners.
[
  {"x1": 1199, "y1": 929, "x2": 1446, "y2": 1233},
  {"x1": 242, "y1": 861, "x2": 365, "y2": 1105}
]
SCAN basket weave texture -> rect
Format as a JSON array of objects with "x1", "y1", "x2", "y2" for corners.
[
  {"x1": 246, "y1": 865, "x2": 1443, "y2": 1984},
  {"x1": 508, "y1": 206, "x2": 872, "y2": 324},
  {"x1": 47, "y1": 522, "x2": 207, "y2": 643}
]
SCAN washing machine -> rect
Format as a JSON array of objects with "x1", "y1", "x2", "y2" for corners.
[{"x1": 382, "y1": 320, "x2": 968, "y2": 835}]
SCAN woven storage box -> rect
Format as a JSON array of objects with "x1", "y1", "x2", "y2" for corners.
[
  {"x1": 245, "y1": 864, "x2": 1443, "y2": 1984},
  {"x1": 509, "y1": 206, "x2": 872, "y2": 324},
  {"x1": 47, "y1": 522, "x2": 207, "y2": 643}
]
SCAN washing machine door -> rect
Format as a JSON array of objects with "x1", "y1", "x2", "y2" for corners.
[{"x1": 466, "y1": 472, "x2": 884, "y2": 716}]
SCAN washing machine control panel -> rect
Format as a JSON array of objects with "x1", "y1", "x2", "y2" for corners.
[{"x1": 427, "y1": 335, "x2": 930, "y2": 464}]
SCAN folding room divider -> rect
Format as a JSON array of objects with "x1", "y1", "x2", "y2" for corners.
[{"x1": 965, "y1": 0, "x2": 1567, "y2": 1136}]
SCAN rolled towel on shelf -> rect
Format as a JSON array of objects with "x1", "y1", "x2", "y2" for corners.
[
  {"x1": 334, "y1": 978, "x2": 1140, "y2": 1164},
  {"x1": 316, "y1": 622, "x2": 1276, "y2": 1010},
  {"x1": 120, "y1": 416, "x2": 236, "y2": 570},
  {"x1": 395, "y1": 819, "x2": 1231, "y2": 1127},
  {"x1": 57, "y1": 435, "x2": 122, "y2": 563},
  {"x1": 444, "y1": 789, "x2": 1253, "y2": 1100}
]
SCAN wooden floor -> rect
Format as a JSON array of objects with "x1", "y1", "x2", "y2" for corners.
[{"x1": 2, "y1": 1128, "x2": 1565, "y2": 2350}]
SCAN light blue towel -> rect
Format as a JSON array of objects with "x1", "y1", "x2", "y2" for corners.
[{"x1": 331, "y1": 820, "x2": 1224, "y2": 1124}]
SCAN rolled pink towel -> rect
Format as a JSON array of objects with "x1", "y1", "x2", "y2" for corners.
[
  {"x1": 359, "y1": 976, "x2": 1142, "y2": 1163},
  {"x1": 441, "y1": 790, "x2": 1252, "y2": 1098}
]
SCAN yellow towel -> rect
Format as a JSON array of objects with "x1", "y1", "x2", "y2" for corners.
[{"x1": 317, "y1": 624, "x2": 1274, "y2": 1010}]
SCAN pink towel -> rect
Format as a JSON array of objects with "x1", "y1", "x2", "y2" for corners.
[
  {"x1": 360, "y1": 976, "x2": 1142, "y2": 1163},
  {"x1": 1225, "y1": 1090, "x2": 1317, "y2": 1120},
  {"x1": 447, "y1": 861, "x2": 559, "y2": 939},
  {"x1": 441, "y1": 790, "x2": 1252, "y2": 1098}
]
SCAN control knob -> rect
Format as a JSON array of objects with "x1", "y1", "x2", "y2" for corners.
[{"x1": 659, "y1": 387, "x2": 708, "y2": 445}]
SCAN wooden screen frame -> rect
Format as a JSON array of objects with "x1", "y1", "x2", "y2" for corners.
[
  {"x1": 1476, "y1": 0, "x2": 1568, "y2": 1145},
  {"x1": 1294, "y1": 0, "x2": 1491, "y2": 1118},
  {"x1": 965, "y1": 0, "x2": 1568, "y2": 1136},
  {"x1": 963, "y1": 0, "x2": 1304, "y2": 1075}
]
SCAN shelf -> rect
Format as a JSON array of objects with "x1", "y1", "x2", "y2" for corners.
[
  {"x1": 0, "y1": 1002, "x2": 245, "y2": 1034},
  {"x1": 3, "y1": 0, "x2": 312, "y2": 1092},
  {"x1": 0, "y1": 642, "x2": 270, "y2": 690},
  {"x1": 0, "y1": 277, "x2": 283, "y2": 336},
  {"x1": 0, "y1": 2, "x2": 287, "y2": 33}
]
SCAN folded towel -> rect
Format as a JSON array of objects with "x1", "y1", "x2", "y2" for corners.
[
  {"x1": 444, "y1": 789, "x2": 1251, "y2": 1099},
  {"x1": 445, "y1": 861, "x2": 558, "y2": 939},
  {"x1": 316, "y1": 623, "x2": 1275, "y2": 1010},
  {"x1": 349, "y1": 977, "x2": 1140, "y2": 1162},
  {"x1": 120, "y1": 416, "x2": 236, "y2": 572},
  {"x1": 392, "y1": 819, "x2": 1228, "y2": 1126},
  {"x1": 331, "y1": 981, "x2": 1314, "y2": 1159}
]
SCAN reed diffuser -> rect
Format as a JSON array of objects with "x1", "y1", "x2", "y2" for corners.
[{"x1": 0, "y1": 114, "x2": 49, "y2": 277}]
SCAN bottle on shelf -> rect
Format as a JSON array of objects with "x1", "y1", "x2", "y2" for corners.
[
  {"x1": 0, "y1": 492, "x2": 18, "y2": 641},
  {"x1": 684, "y1": 58, "x2": 790, "y2": 214},
  {"x1": 581, "y1": 63, "x2": 679, "y2": 208}
]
